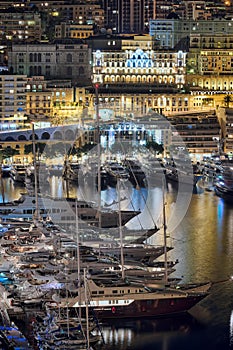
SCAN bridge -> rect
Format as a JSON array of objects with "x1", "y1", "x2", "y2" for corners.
[{"x1": 0, "y1": 124, "x2": 84, "y2": 143}]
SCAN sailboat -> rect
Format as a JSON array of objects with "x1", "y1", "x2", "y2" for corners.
[
  {"x1": 57, "y1": 176, "x2": 211, "y2": 320},
  {"x1": 30, "y1": 207, "x2": 103, "y2": 349}
]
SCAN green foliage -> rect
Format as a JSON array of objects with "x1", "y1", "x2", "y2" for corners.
[
  {"x1": 145, "y1": 141, "x2": 164, "y2": 154},
  {"x1": 24, "y1": 143, "x2": 46, "y2": 155},
  {"x1": 0, "y1": 147, "x2": 20, "y2": 162},
  {"x1": 223, "y1": 94, "x2": 233, "y2": 107}
]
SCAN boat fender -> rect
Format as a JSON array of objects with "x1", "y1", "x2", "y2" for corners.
[{"x1": 111, "y1": 306, "x2": 116, "y2": 313}]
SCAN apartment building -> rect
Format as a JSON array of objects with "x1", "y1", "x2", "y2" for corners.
[
  {"x1": 154, "y1": 0, "x2": 227, "y2": 20},
  {"x1": 55, "y1": 23, "x2": 94, "y2": 39},
  {"x1": 149, "y1": 18, "x2": 233, "y2": 49},
  {"x1": 101, "y1": 0, "x2": 156, "y2": 34},
  {"x1": 187, "y1": 33, "x2": 233, "y2": 91},
  {"x1": 0, "y1": 73, "x2": 27, "y2": 130},
  {"x1": 58, "y1": 2, "x2": 104, "y2": 30},
  {"x1": 167, "y1": 110, "x2": 221, "y2": 158},
  {"x1": 217, "y1": 107, "x2": 233, "y2": 153},
  {"x1": 25, "y1": 76, "x2": 53, "y2": 125},
  {"x1": 0, "y1": 10, "x2": 42, "y2": 42}
]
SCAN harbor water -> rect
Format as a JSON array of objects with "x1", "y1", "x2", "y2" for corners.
[{"x1": 0, "y1": 175, "x2": 233, "y2": 350}]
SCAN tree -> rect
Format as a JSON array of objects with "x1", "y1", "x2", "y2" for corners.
[
  {"x1": 145, "y1": 141, "x2": 164, "y2": 155},
  {"x1": 0, "y1": 147, "x2": 20, "y2": 162},
  {"x1": 24, "y1": 143, "x2": 46, "y2": 160},
  {"x1": 223, "y1": 94, "x2": 233, "y2": 108}
]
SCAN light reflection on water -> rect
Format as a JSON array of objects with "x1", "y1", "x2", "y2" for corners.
[{"x1": 1, "y1": 177, "x2": 233, "y2": 349}]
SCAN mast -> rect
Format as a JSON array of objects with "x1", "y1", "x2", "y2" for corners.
[
  {"x1": 84, "y1": 268, "x2": 90, "y2": 349},
  {"x1": 117, "y1": 177, "x2": 125, "y2": 279},
  {"x1": 0, "y1": 163, "x2": 5, "y2": 204},
  {"x1": 94, "y1": 83, "x2": 102, "y2": 228},
  {"x1": 32, "y1": 123, "x2": 39, "y2": 222},
  {"x1": 75, "y1": 200, "x2": 80, "y2": 284},
  {"x1": 162, "y1": 179, "x2": 168, "y2": 284}
]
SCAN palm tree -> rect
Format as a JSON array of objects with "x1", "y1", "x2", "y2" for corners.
[{"x1": 223, "y1": 94, "x2": 233, "y2": 108}]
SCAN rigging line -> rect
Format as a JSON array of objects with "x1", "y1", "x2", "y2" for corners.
[
  {"x1": 118, "y1": 178, "x2": 145, "y2": 230},
  {"x1": 119, "y1": 143, "x2": 158, "y2": 230},
  {"x1": 84, "y1": 276, "x2": 105, "y2": 344}
]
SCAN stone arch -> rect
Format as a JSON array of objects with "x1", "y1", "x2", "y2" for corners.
[
  {"x1": 18, "y1": 134, "x2": 27, "y2": 141},
  {"x1": 41, "y1": 132, "x2": 50, "y2": 140},
  {"x1": 53, "y1": 131, "x2": 63, "y2": 140},
  {"x1": 126, "y1": 75, "x2": 131, "y2": 83},
  {"x1": 65, "y1": 129, "x2": 75, "y2": 140},
  {"x1": 5, "y1": 136, "x2": 15, "y2": 141},
  {"x1": 132, "y1": 75, "x2": 137, "y2": 83},
  {"x1": 142, "y1": 75, "x2": 147, "y2": 82},
  {"x1": 29, "y1": 133, "x2": 39, "y2": 140}
]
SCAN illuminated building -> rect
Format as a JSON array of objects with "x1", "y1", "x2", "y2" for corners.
[
  {"x1": 101, "y1": 0, "x2": 156, "y2": 33},
  {"x1": 91, "y1": 34, "x2": 186, "y2": 88},
  {"x1": 0, "y1": 10, "x2": 41, "y2": 42},
  {"x1": 167, "y1": 110, "x2": 221, "y2": 158},
  {"x1": 217, "y1": 107, "x2": 233, "y2": 153},
  {"x1": 154, "y1": 0, "x2": 228, "y2": 19},
  {"x1": 149, "y1": 18, "x2": 233, "y2": 49},
  {"x1": 58, "y1": 2, "x2": 104, "y2": 30},
  {"x1": 55, "y1": 23, "x2": 94, "y2": 39},
  {"x1": 0, "y1": 74, "x2": 27, "y2": 130},
  {"x1": 25, "y1": 76, "x2": 53, "y2": 125}
]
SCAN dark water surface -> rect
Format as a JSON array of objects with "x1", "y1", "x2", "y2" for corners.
[{"x1": 1, "y1": 176, "x2": 233, "y2": 349}]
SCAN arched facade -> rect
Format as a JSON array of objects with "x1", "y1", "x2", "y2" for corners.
[{"x1": 92, "y1": 44, "x2": 186, "y2": 89}]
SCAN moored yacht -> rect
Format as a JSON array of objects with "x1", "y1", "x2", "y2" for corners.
[
  {"x1": 0, "y1": 193, "x2": 140, "y2": 228},
  {"x1": 214, "y1": 165, "x2": 233, "y2": 204},
  {"x1": 66, "y1": 277, "x2": 211, "y2": 320},
  {"x1": 103, "y1": 161, "x2": 129, "y2": 187},
  {"x1": 1, "y1": 164, "x2": 11, "y2": 177},
  {"x1": 10, "y1": 164, "x2": 27, "y2": 183}
]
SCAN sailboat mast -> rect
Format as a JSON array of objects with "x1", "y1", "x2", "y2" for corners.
[
  {"x1": 95, "y1": 84, "x2": 102, "y2": 228},
  {"x1": 117, "y1": 177, "x2": 125, "y2": 279},
  {"x1": 75, "y1": 200, "x2": 80, "y2": 284},
  {"x1": 32, "y1": 123, "x2": 39, "y2": 222},
  {"x1": 0, "y1": 164, "x2": 5, "y2": 204},
  {"x1": 162, "y1": 181, "x2": 168, "y2": 284},
  {"x1": 84, "y1": 268, "x2": 90, "y2": 349}
]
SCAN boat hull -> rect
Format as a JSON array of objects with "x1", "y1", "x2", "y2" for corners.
[
  {"x1": 77, "y1": 294, "x2": 207, "y2": 320},
  {"x1": 214, "y1": 185, "x2": 233, "y2": 204}
]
